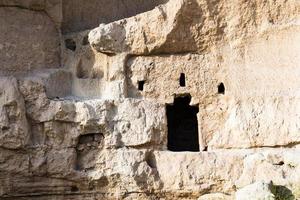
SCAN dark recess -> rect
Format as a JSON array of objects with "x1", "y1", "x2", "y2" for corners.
[
  {"x1": 138, "y1": 80, "x2": 145, "y2": 91},
  {"x1": 71, "y1": 186, "x2": 79, "y2": 192},
  {"x1": 218, "y1": 82, "x2": 225, "y2": 94},
  {"x1": 166, "y1": 94, "x2": 199, "y2": 152},
  {"x1": 65, "y1": 38, "x2": 76, "y2": 51},
  {"x1": 76, "y1": 133, "x2": 103, "y2": 171}
]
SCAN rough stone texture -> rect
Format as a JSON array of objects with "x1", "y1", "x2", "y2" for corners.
[
  {"x1": 198, "y1": 193, "x2": 232, "y2": 200},
  {"x1": 89, "y1": 0, "x2": 300, "y2": 55},
  {"x1": 0, "y1": 77, "x2": 29, "y2": 149},
  {"x1": 0, "y1": 7, "x2": 60, "y2": 74},
  {"x1": 61, "y1": 0, "x2": 168, "y2": 33},
  {"x1": 235, "y1": 181, "x2": 275, "y2": 200},
  {"x1": 0, "y1": 0, "x2": 300, "y2": 199},
  {"x1": 0, "y1": 0, "x2": 63, "y2": 26},
  {"x1": 235, "y1": 180, "x2": 296, "y2": 200}
]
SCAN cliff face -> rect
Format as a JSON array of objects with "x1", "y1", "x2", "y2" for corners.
[{"x1": 0, "y1": 0, "x2": 300, "y2": 199}]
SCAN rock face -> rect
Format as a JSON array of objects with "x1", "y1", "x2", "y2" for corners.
[
  {"x1": 0, "y1": 7, "x2": 60, "y2": 75},
  {"x1": 0, "y1": 0, "x2": 300, "y2": 199}
]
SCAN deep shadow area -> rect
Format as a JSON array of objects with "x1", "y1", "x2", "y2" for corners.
[
  {"x1": 138, "y1": 80, "x2": 145, "y2": 91},
  {"x1": 166, "y1": 94, "x2": 199, "y2": 152},
  {"x1": 65, "y1": 38, "x2": 76, "y2": 51},
  {"x1": 179, "y1": 73, "x2": 186, "y2": 87},
  {"x1": 218, "y1": 82, "x2": 225, "y2": 94},
  {"x1": 271, "y1": 185, "x2": 295, "y2": 200}
]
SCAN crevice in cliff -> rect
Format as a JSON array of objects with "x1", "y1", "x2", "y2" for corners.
[
  {"x1": 125, "y1": 143, "x2": 163, "y2": 150},
  {"x1": 0, "y1": 5, "x2": 44, "y2": 12},
  {"x1": 213, "y1": 141, "x2": 300, "y2": 150},
  {"x1": 250, "y1": 142, "x2": 300, "y2": 149}
]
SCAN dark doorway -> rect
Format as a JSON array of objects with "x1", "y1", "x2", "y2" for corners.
[{"x1": 166, "y1": 95, "x2": 199, "y2": 151}]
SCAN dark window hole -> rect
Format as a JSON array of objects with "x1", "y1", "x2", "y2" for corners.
[
  {"x1": 138, "y1": 80, "x2": 145, "y2": 91},
  {"x1": 179, "y1": 73, "x2": 186, "y2": 87},
  {"x1": 65, "y1": 38, "x2": 76, "y2": 51},
  {"x1": 166, "y1": 94, "x2": 199, "y2": 152},
  {"x1": 218, "y1": 82, "x2": 225, "y2": 94},
  {"x1": 202, "y1": 146, "x2": 208, "y2": 151}
]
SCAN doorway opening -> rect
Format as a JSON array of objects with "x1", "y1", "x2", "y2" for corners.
[{"x1": 166, "y1": 94, "x2": 199, "y2": 151}]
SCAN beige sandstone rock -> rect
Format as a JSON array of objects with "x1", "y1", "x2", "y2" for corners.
[
  {"x1": 235, "y1": 181, "x2": 275, "y2": 200},
  {"x1": 0, "y1": 77, "x2": 29, "y2": 149},
  {"x1": 198, "y1": 193, "x2": 232, "y2": 200},
  {"x1": 61, "y1": 0, "x2": 167, "y2": 33},
  {"x1": 89, "y1": 0, "x2": 300, "y2": 55},
  {"x1": 0, "y1": 7, "x2": 60, "y2": 74}
]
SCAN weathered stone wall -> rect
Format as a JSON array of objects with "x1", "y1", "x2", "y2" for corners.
[
  {"x1": 0, "y1": 0, "x2": 300, "y2": 199},
  {"x1": 61, "y1": 0, "x2": 168, "y2": 33},
  {"x1": 0, "y1": 7, "x2": 60, "y2": 74}
]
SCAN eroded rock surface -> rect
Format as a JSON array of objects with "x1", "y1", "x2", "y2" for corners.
[
  {"x1": 0, "y1": 7, "x2": 60, "y2": 74},
  {"x1": 1, "y1": 0, "x2": 300, "y2": 199},
  {"x1": 0, "y1": 77, "x2": 29, "y2": 149}
]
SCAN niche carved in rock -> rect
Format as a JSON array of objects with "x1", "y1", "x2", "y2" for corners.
[{"x1": 76, "y1": 133, "x2": 104, "y2": 171}]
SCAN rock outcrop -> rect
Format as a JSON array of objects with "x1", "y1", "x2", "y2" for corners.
[{"x1": 0, "y1": 0, "x2": 300, "y2": 199}]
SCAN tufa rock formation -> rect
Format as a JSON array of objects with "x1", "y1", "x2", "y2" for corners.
[{"x1": 0, "y1": 0, "x2": 300, "y2": 199}]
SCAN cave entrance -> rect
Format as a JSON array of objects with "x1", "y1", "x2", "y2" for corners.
[{"x1": 166, "y1": 94, "x2": 199, "y2": 152}]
